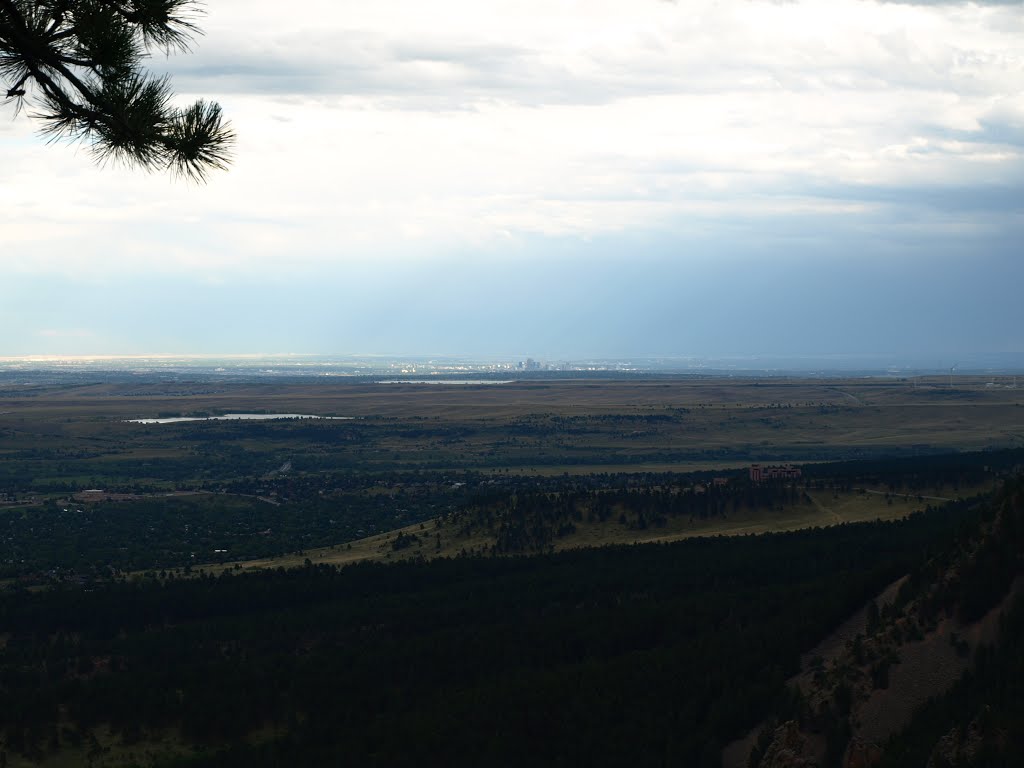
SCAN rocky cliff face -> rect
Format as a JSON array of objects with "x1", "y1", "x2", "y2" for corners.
[
  {"x1": 925, "y1": 708, "x2": 1004, "y2": 768},
  {"x1": 746, "y1": 479, "x2": 1023, "y2": 768},
  {"x1": 841, "y1": 737, "x2": 881, "y2": 768},
  {"x1": 757, "y1": 721, "x2": 818, "y2": 768}
]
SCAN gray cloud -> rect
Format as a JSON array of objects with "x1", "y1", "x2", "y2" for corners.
[
  {"x1": 796, "y1": 181, "x2": 1024, "y2": 214},
  {"x1": 5, "y1": 228, "x2": 1022, "y2": 361},
  {"x1": 876, "y1": 1, "x2": 1022, "y2": 5},
  {"x1": 162, "y1": 3, "x2": 1022, "y2": 126}
]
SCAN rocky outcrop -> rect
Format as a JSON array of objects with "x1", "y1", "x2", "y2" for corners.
[
  {"x1": 926, "y1": 708, "x2": 999, "y2": 768},
  {"x1": 842, "y1": 737, "x2": 882, "y2": 768},
  {"x1": 757, "y1": 721, "x2": 818, "y2": 768},
  {"x1": 739, "y1": 481, "x2": 1024, "y2": 768}
]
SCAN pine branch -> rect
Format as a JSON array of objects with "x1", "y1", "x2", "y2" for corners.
[{"x1": 0, "y1": 0, "x2": 232, "y2": 180}]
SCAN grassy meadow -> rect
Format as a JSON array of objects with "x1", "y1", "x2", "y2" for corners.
[
  {"x1": 2, "y1": 376, "x2": 1021, "y2": 479},
  {"x1": 0, "y1": 374, "x2": 1017, "y2": 577}
]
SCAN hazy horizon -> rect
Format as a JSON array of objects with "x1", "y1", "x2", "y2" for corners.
[{"x1": 3, "y1": 350, "x2": 1023, "y2": 376}]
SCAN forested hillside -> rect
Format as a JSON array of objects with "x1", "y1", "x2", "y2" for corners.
[
  {"x1": 742, "y1": 475, "x2": 1024, "y2": 768},
  {"x1": 0, "y1": 492, "x2": 997, "y2": 768}
]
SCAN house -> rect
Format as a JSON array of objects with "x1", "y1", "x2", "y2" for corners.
[{"x1": 750, "y1": 464, "x2": 801, "y2": 483}]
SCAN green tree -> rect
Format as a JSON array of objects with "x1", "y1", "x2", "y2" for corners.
[{"x1": 1, "y1": 0, "x2": 232, "y2": 179}]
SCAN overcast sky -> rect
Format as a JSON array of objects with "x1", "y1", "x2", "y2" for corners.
[{"x1": 2, "y1": 0, "x2": 1022, "y2": 364}]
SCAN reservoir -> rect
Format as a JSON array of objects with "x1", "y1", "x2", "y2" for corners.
[{"x1": 128, "y1": 413, "x2": 353, "y2": 424}]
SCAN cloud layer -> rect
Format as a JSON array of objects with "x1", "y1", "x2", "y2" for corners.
[{"x1": 1, "y1": 0, "x2": 1022, "y2": 357}]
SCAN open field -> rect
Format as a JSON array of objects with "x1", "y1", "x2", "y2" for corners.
[
  {"x1": 213, "y1": 481, "x2": 992, "y2": 575},
  {"x1": 1, "y1": 374, "x2": 1018, "y2": 579},
  {"x1": 2, "y1": 377, "x2": 1021, "y2": 481}
]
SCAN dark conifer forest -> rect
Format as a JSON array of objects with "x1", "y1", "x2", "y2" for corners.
[{"x1": 0, "y1": 489, "x2": 1008, "y2": 767}]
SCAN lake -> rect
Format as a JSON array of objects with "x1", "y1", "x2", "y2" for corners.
[{"x1": 128, "y1": 413, "x2": 353, "y2": 424}]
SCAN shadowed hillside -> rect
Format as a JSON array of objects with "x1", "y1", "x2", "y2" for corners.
[
  {"x1": 0, "y1": 493, "x2": 991, "y2": 768},
  {"x1": 732, "y1": 475, "x2": 1024, "y2": 768}
]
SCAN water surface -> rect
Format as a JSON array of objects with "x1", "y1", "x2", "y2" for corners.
[{"x1": 129, "y1": 413, "x2": 353, "y2": 424}]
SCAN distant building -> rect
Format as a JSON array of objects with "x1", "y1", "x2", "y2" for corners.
[{"x1": 750, "y1": 464, "x2": 802, "y2": 483}]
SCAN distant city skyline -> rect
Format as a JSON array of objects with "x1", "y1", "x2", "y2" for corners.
[{"x1": 2, "y1": 351, "x2": 1023, "y2": 376}]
